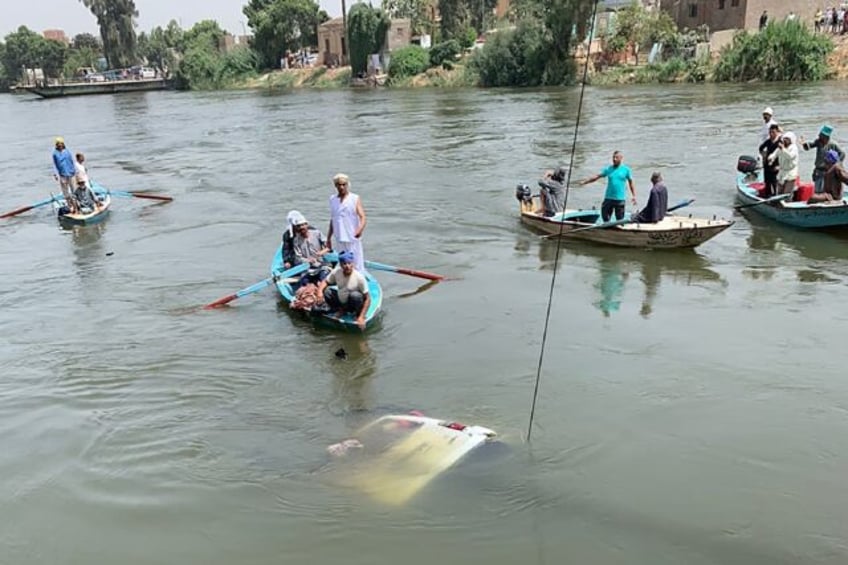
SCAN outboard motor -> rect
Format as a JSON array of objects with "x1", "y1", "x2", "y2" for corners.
[
  {"x1": 515, "y1": 183, "x2": 532, "y2": 203},
  {"x1": 737, "y1": 154, "x2": 759, "y2": 174}
]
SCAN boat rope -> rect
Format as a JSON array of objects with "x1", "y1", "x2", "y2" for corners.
[{"x1": 527, "y1": 0, "x2": 601, "y2": 442}]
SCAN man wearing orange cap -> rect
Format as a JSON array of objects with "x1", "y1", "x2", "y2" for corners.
[{"x1": 52, "y1": 137, "x2": 79, "y2": 213}]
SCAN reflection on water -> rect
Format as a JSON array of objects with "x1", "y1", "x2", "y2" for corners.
[
  {"x1": 596, "y1": 256, "x2": 627, "y2": 317},
  {"x1": 535, "y1": 238, "x2": 724, "y2": 318},
  {"x1": 66, "y1": 222, "x2": 108, "y2": 287}
]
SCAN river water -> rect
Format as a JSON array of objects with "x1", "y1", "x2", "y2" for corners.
[{"x1": 1, "y1": 83, "x2": 847, "y2": 564}]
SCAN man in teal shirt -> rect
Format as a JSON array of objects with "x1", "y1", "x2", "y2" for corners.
[{"x1": 580, "y1": 150, "x2": 637, "y2": 221}]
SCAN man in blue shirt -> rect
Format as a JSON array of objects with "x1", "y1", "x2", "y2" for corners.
[
  {"x1": 52, "y1": 137, "x2": 79, "y2": 213},
  {"x1": 579, "y1": 150, "x2": 637, "y2": 222}
]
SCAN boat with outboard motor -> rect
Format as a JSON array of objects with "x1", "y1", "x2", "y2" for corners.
[{"x1": 515, "y1": 185, "x2": 733, "y2": 249}]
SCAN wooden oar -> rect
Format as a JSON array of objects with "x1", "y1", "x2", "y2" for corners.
[
  {"x1": 203, "y1": 264, "x2": 308, "y2": 309},
  {"x1": 734, "y1": 193, "x2": 791, "y2": 210},
  {"x1": 107, "y1": 189, "x2": 174, "y2": 202},
  {"x1": 364, "y1": 260, "x2": 446, "y2": 281},
  {"x1": 0, "y1": 195, "x2": 57, "y2": 219},
  {"x1": 322, "y1": 252, "x2": 447, "y2": 281}
]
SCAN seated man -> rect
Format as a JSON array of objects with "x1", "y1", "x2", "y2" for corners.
[
  {"x1": 316, "y1": 250, "x2": 371, "y2": 330},
  {"x1": 809, "y1": 149, "x2": 848, "y2": 203},
  {"x1": 282, "y1": 210, "x2": 330, "y2": 286},
  {"x1": 631, "y1": 171, "x2": 668, "y2": 223},
  {"x1": 537, "y1": 166, "x2": 568, "y2": 217}
]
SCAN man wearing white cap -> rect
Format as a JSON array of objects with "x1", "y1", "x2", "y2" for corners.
[
  {"x1": 282, "y1": 209, "x2": 329, "y2": 269},
  {"x1": 760, "y1": 107, "x2": 777, "y2": 144}
]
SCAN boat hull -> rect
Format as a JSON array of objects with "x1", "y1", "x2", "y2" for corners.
[
  {"x1": 270, "y1": 246, "x2": 383, "y2": 331},
  {"x1": 518, "y1": 197, "x2": 732, "y2": 249},
  {"x1": 736, "y1": 173, "x2": 848, "y2": 228},
  {"x1": 54, "y1": 194, "x2": 112, "y2": 226},
  {"x1": 23, "y1": 78, "x2": 169, "y2": 98}
]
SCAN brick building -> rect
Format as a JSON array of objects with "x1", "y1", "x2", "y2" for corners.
[{"x1": 660, "y1": 0, "x2": 820, "y2": 32}]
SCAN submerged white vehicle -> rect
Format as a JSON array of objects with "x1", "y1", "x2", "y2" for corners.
[{"x1": 325, "y1": 413, "x2": 498, "y2": 506}]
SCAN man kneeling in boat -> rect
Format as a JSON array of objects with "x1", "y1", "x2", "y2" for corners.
[
  {"x1": 630, "y1": 172, "x2": 668, "y2": 223},
  {"x1": 808, "y1": 150, "x2": 848, "y2": 203},
  {"x1": 315, "y1": 250, "x2": 371, "y2": 330},
  {"x1": 537, "y1": 166, "x2": 568, "y2": 216}
]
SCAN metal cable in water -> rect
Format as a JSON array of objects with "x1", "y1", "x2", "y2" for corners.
[{"x1": 527, "y1": 0, "x2": 601, "y2": 442}]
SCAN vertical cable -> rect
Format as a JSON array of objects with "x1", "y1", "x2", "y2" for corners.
[{"x1": 527, "y1": 0, "x2": 600, "y2": 442}]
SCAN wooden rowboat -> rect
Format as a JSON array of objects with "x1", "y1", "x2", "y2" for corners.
[
  {"x1": 53, "y1": 192, "x2": 112, "y2": 226},
  {"x1": 518, "y1": 195, "x2": 733, "y2": 249},
  {"x1": 269, "y1": 246, "x2": 383, "y2": 331},
  {"x1": 736, "y1": 172, "x2": 848, "y2": 229}
]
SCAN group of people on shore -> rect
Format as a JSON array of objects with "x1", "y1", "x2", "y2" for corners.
[
  {"x1": 281, "y1": 173, "x2": 370, "y2": 329},
  {"x1": 813, "y1": 6, "x2": 848, "y2": 34},
  {"x1": 51, "y1": 137, "x2": 101, "y2": 215},
  {"x1": 758, "y1": 107, "x2": 847, "y2": 202},
  {"x1": 536, "y1": 150, "x2": 669, "y2": 224}
]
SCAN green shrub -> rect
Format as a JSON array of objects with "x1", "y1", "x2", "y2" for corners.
[
  {"x1": 460, "y1": 27, "x2": 478, "y2": 50},
  {"x1": 468, "y1": 23, "x2": 548, "y2": 87},
  {"x1": 714, "y1": 21, "x2": 832, "y2": 82},
  {"x1": 429, "y1": 40, "x2": 460, "y2": 67},
  {"x1": 388, "y1": 45, "x2": 430, "y2": 78}
]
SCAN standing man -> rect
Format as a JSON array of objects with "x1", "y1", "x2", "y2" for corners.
[
  {"x1": 579, "y1": 150, "x2": 637, "y2": 222},
  {"x1": 759, "y1": 10, "x2": 768, "y2": 30},
  {"x1": 760, "y1": 107, "x2": 777, "y2": 144},
  {"x1": 801, "y1": 125, "x2": 845, "y2": 194},
  {"x1": 759, "y1": 123, "x2": 782, "y2": 197},
  {"x1": 327, "y1": 173, "x2": 367, "y2": 273},
  {"x1": 52, "y1": 137, "x2": 78, "y2": 213}
]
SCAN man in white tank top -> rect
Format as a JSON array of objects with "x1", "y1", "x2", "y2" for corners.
[{"x1": 327, "y1": 173, "x2": 367, "y2": 273}]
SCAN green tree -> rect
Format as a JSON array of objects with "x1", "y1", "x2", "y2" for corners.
[
  {"x1": 72, "y1": 32, "x2": 101, "y2": 50},
  {"x1": 3, "y1": 26, "x2": 68, "y2": 79},
  {"x1": 63, "y1": 46, "x2": 100, "y2": 77},
  {"x1": 182, "y1": 20, "x2": 226, "y2": 52},
  {"x1": 79, "y1": 0, "x2": 139, "y2": 68},
  {"x1": 138, "y1": 22, "x2": 182, "y2": 74},
  {"x1": 244, "y1": 0, "x2": 325, "y2": 69},
  {"x1": 347, "y1": 3, "x2": 390, "y2": 75},
  {"x1": 383, "y1": 0, "x2": 431, "y2": 35},
  {"x1": 0, "y1": 42, "x2": 8, "y2": 89},
  {"x1": 438, "y1": 0, "x2": 470, "y2": 41}
]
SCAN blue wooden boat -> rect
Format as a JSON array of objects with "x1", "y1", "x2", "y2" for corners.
[
  {"x1": 736, "y1": 172, "x2": 848, "y2": 229},
  {"x1": 53, "y1": 189, "x2": 112, "y2": 226},
  {"x1": 269, "y1": 246, "x2": 383, "y2": 331}
]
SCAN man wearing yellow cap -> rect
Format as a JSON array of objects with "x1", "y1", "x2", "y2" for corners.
[{"x1": 52, "y1": 137, "x2": 79, "y2": 213}]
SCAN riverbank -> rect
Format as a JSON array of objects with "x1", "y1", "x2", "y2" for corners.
[{"x1": 232, "y1": 63, "x2": 476, "y2": 90}]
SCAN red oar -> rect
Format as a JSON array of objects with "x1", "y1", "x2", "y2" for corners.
[
  {"x1": 0, "y1": 195, "x2": 57, "y2": 219},
  {"x1": 365, "y1": 260, "x2": 446, "y2": 281},
  {"x1": 108, "y1": 189, "x2": 173, "y2": 202}
]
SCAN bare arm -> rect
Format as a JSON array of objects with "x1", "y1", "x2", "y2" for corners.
[
  {"x1": 357, "y1": 291, "x2": 371, "y2": 329},
  {"x1": 354, "y1": 198, "x2": 367, "y2": 238},
  {"x1": 580, "y1": 174, "x2": 602, "y2": 186},
  {"x1": 326, "y1": 220, "x2": 334, "y2": 250},
  {"x1": 628, "y1": 178, "x2": 637, "y2": 203}
]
